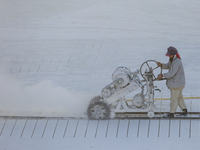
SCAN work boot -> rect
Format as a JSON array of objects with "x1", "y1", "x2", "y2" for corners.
[
  {"x1": 163, "y1": 113, "x2": 174, "y2": 118},
  {"x1": 181, "y1": 108, "x2": 188, "y2": 115}
]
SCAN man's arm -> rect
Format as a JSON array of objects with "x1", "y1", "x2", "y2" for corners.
[
  {"x1": 162, "y1": 63, "x2": 169, "y2": 69},
  {"x1": 157, "y1": 62, "x2": 169, "y2": 69},
  {"x1": 163, "y1": 62, "x2": 179, "y2": 79}
]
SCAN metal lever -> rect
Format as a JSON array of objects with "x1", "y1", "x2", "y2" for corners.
[{"x1": 154, "y1": 89, "x2": 161, "y2": 92}]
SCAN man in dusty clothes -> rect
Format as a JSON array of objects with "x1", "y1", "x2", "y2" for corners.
[{"x1": 157, "y1": 46, "x2": 187, "y2": 118}]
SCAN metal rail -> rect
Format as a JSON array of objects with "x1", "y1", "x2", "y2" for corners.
[
  {"x1": 115, "y1": 116, "x2": 200, "y2": 120},
  {"x1": 116, "y1": 112, "x2": 200, "y2": 115},
  {"x1": 115, "y1": 112, "x2": 200, "y2": 120},
  {"x1": 1, "y1": 112, "x2": 200, "y2": 120}
]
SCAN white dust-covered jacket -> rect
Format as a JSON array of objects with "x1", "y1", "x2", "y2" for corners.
[{"x1": 162, "y1": 56, "x2": 185, "y2": 89}]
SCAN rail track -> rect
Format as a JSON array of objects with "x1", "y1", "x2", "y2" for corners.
[
  {"x1": 115, "y1": 112, "x2": 200, "y2": 120},
  {"x1": 1, "y1": 112, "x2": 200, "y2": 120}
]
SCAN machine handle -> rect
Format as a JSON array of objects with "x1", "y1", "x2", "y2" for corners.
[
  {"x1": 155, "y1": 78, "x2": 167, "y2": 81},
  {"x1": 141, "y1": 78, "x2": 167, "y2": 82}
]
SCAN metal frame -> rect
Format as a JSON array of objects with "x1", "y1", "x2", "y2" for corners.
[{"x1": 102, "y1": 60, "x2": 162, "y2": 118}]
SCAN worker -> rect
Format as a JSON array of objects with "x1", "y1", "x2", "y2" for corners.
[{"x1": 157, "y1": 46, "x2": 187, "y2": 118}]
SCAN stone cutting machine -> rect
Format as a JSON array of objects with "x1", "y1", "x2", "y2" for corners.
[{"x1": 87, "y1": 60, "x2": 163, "y2": 119}]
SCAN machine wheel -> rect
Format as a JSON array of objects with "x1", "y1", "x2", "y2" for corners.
[
  {"x1": 132, "y1": 94, "x2": 145, "y2": 108},
  {"x1": 87, "y1": 96, "x2": 110, "y2": 120},
  {"x1": 110, "y1": 111, "x2": 115, "y2": 119},
  {"x1": 140, "y1": 60, "x2": 162, "y2": 80},
  {"x1": 148, "y1": 111, "x2": 154, "y2": 118}
]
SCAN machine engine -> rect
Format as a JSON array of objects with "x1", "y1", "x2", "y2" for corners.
[{"x1": 101, "y1": 66, "x2": 139, "y2": 100}]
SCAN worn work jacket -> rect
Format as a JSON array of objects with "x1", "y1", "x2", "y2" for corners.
[{"x1": 162, "y1": 56, "x2": 186, "y2": 89}]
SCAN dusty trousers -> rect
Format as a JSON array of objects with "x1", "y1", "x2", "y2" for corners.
[{"x1": 169, "y1": 86, "x2": 187, "y2": 113}]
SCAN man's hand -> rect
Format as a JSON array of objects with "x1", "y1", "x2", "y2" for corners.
[
  {"x1": 156, "y1": 62, "x2": 162, "y2": 67},
  {"x1": 157, "y1": 74, "x2": 163, "y2": 80}
]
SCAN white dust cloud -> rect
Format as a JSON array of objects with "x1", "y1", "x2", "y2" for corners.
[{"x1": 0, "y1": 74, "x2": 90, "y2": 118}]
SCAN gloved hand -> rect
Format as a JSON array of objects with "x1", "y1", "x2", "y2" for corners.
[{"x1": 157, "y1": 74, "x2": 163, "y2": 80}]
